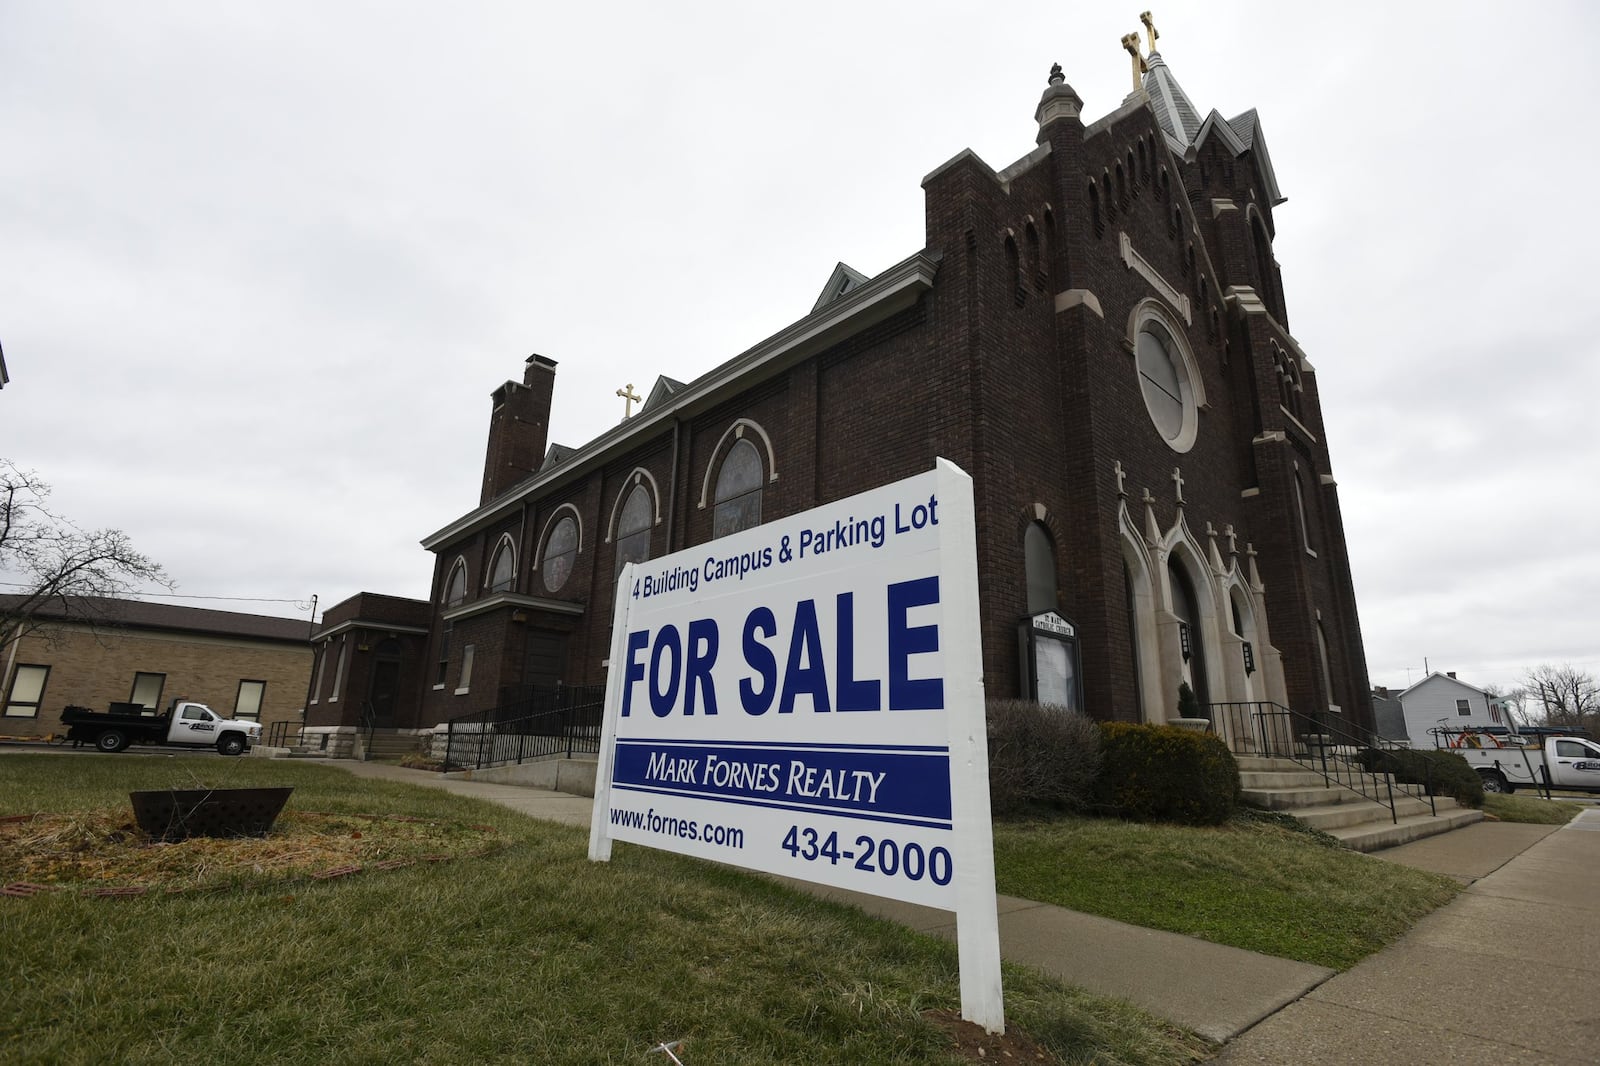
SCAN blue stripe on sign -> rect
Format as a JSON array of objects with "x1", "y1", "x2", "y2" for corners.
[{"x1": 611, "y1": 740, "x2": 953, "y2": 822}]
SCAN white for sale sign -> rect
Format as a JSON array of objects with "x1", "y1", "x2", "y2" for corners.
[{"x1": 589, "y1": 459, "x2": 1003, "y2": 1032}]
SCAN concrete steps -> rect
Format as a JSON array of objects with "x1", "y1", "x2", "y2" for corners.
[
  {"x1": 359, "y1": 729, "x2": 427, "y2": 760},
  {"x1": 1236, "y1": 755, "x2": 1483, "y2": 852}
]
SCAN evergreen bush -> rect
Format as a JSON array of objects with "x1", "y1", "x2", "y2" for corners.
[
  {"x1": 1176, "y1": 681, "x2": 1206, "y2": 720},
  {"x1": 985, "y1": 699, "x2": 1103, "y2": 817},
  {"x1": 1092, "y1": 721, "x2": 1240, "y2": 825},
  {"x1": 1357, "y1": 747, "x2": 1484, "y2": 808}
]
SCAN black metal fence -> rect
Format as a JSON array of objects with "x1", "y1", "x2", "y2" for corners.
[
  {"x1": 442, "y1": 683, "x2": 606, "y2": 771},
  {"x1": 1210, "y1": 700, "x2": 1434, "y2": 823}
]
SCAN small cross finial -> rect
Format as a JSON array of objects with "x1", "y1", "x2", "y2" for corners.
[
  {"x1": 1121, "y1": 32, "x2": 1147, "y2": 93},
  {"x1": 616, "y1": 382, "x2": 642, "y2": 419},
  {"x1": 1140, "y1": 11, "x2": 1159, "y2": 56},
  {"x1": 1171, "y1": 466, "x2": 1185, "y2": 505},
  {"x1": 1048, "y1": 62, "x2": 1064, "y2": 86},
  {"x1": 1114, "y1": 459, "x2": 1128, "y2": 498}
]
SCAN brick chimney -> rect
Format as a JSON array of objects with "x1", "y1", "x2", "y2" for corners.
[{"x1": 480, "y1": 355, "x2": 556, "y2": 504}]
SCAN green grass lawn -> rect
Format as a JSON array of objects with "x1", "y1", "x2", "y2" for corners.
[
  {"x1": 1482, "y1": 792, "x2": 1586, "y2": 824},
  {"x1": 0, "y1": 756, "x2": 1208, "y2": 1065},
  {"x1": 992, "y1": 813, "x2": 1461, "y2": 971}
]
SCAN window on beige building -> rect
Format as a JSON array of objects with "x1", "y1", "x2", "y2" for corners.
[
  {"x1": 130, "y1": 672, "x2": 165, "y2": 710},
  {"x1": 235, "y1": 680, "x2": 266, "y2": 720},
  {"x1": 4, "y1": 664, "x2": 50, "y2": 718}
]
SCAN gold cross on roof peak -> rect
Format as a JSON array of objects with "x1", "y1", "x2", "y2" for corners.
[
  {"x1": 616, "y1": 382, "x2": 641, "y2": 419},
  {"x1": 1121, "y1": 33, "x2": 1147, "y2": 93},
  {"x1": 1141, "y1": 11, "x2": 1159, "y2": 55}
]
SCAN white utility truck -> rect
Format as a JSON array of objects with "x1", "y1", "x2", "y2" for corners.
[
  {"x1": 1447, "y1": 731, "x2": 1600, "y2": 795},
  {"x1": 61, "y1": 699, "x2": 263, "y2": 755}
]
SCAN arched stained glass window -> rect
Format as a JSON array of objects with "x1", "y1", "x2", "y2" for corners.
[
  {"x1": 444, "y1": 561, "x2": 467, "y2": 607},
  {"x1": 488, "y1": 538, "x2": 515, "y2": 593},
  {"x1": 614, "y1": 484, "x2": 653, "y2": 579},
  {"x1": 542, "y1": 516, "x2": 578, "y2": 592},
  {"x1": 712, "y1": 438, "x2": 763, "y2": 539}
]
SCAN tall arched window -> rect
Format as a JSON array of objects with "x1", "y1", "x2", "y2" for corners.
[
  {"x1": 542, "y1": 515, "x2": 578, "y2": 592},
  {"x1": 487, "y1": 537, "x2": 515, "y2": 593},
  {"x1": 1293, "y1": 463, "x2": 1316, "y2": 555},
  {"x1": 712, "y1": 438, "x2": 763, "y2": 538},
  {"x1": 1024, "y1": 522, "x2": 1057, "y2": 614},
  {"x1": 614, "y1": 483, "x2": 653, "y2": 579},
  {"x1": 1317, "y1": 620, "x2": 1337, "y2": 710},
  {"x1": 443, "y1": 560, "x2": 467, "y2": 607}
]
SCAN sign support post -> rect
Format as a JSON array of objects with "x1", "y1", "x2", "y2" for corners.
[{"x1": 934, "y1": 459, "x2": 1005, "y2": 1032}]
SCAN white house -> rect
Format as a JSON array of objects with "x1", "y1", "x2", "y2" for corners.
[{"x1": 1387, "y1": 672, "x2": 1511, "y2": 748}]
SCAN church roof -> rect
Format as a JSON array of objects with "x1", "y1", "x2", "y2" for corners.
[
  {"x1": 1142, "y1": 50, "x2": 1204, "y2": 147},
  {"x1": 643, "y1": 375, "x2": 687, "y2": 412},
  {"x1": 422, "y1": 250, "x2": 941, "y2": 550},
  {"x1": 811, "y1": 262, "x2": 870, "y2": 313},
  {"x1": 541, "y1": 442, "x2": 577, "y2": 470},
  {"x1": 1142, "y1": 52, "x2": 1285, "y2": 208}
]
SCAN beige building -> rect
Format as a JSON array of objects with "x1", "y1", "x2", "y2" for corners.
[{"x1": 1, "y1": 596, "x2": 311, "y2": 741}]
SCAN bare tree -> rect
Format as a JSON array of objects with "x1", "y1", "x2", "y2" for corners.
[
  {"x1": 1521, "y1": 663, "x2": 1600, "y2": 738},
  {"x1": 0, "y1": 459, "x2": 171, "y2": 659}
]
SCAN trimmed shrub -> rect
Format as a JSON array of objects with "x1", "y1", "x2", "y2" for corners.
[
  {"x1": 1356, "y1": 748, "x2": 1484, "y2": 809},
  {"x1": 985, "y1": 699, "x2": 1102, "y2": 817},
  {"x1": 1092, "y1": 721, "x2": 1240, "y2": 825}
]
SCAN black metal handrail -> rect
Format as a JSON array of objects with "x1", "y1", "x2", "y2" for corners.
[
  {"x1": 357, "y1": 700, "x2": 378, "y2": 759},
  {"x1": 1211, "y1": 701, "x2": 1435, "y2": 824},
  {"x1": 442, "y1": 683, "x2": 605, "y2": 771},
  {"x1": 265, "y1": 720, "x2": 302, "y2": 748}
]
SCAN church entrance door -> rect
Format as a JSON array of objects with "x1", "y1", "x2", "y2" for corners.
[
  {"x1": 523, "y1": 632, "x2": 567, "y2": 688},
  {"x1": 1168, "y1": 559, "x2": 1210, "y2": 710}
]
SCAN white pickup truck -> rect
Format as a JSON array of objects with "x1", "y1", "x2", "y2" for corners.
[
  {"x1": 1451, "y1": 733, "x2": 1600, "y2": 795},
  {"x1": 61, "y1": 699, "x2": 264, "y2": 756}
]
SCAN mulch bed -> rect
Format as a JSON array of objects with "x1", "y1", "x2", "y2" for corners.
[{"x1": 1, "y1": 808, "x2": 501, "y2": 898}]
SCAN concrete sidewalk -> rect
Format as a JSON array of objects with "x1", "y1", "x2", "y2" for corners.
[
  {"x1": 328, "y1": 761, "x2": 1590, "y2": 1055},
  {"x1": 1218, "y1": 812, "x2": 1599, "y2": 1065}
]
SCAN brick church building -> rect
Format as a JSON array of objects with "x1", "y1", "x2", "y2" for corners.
[{"x1": 303, "y1": 23, "x2": 1373, "y2": 749}]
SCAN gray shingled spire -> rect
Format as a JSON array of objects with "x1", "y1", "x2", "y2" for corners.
[{"x1": 1142, "y1": 50, "x2": 1202, "y2": 146}]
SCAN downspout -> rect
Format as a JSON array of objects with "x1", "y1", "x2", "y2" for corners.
[
  {"x1": 665, "y1": 416, "x2": 682, "y2": 553},
  {"x1": 1, "y1": 623, "x2": 19, "y2": 707}
]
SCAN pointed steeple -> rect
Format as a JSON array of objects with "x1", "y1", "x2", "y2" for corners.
[
  {"x1": 1135, "y1": 14, "x2": 1287, "y2": 205},
  {"x1": 1142, "y1": 49, "x2": 1203, "y2": 147}
]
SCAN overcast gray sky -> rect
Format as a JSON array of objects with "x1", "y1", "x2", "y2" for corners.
[{"x1": 4, "y1": 1, "x2": 1596, "y2": 695}]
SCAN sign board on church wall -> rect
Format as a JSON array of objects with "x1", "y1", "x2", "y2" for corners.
[{"x1": 589, "y1": 458, "x2": 1004, "y2": 1032}]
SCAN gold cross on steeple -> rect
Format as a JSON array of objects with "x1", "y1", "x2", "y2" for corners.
[
  {"x1": 1140, "y1": 11, "x2": 1159, "y2": 56},
  {"x1": 1121, "y1": 32, "x2": 1147, "y2": 93},
  {"x1": 616, "y1": 382, "x2": 641, "y2": 419}
]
